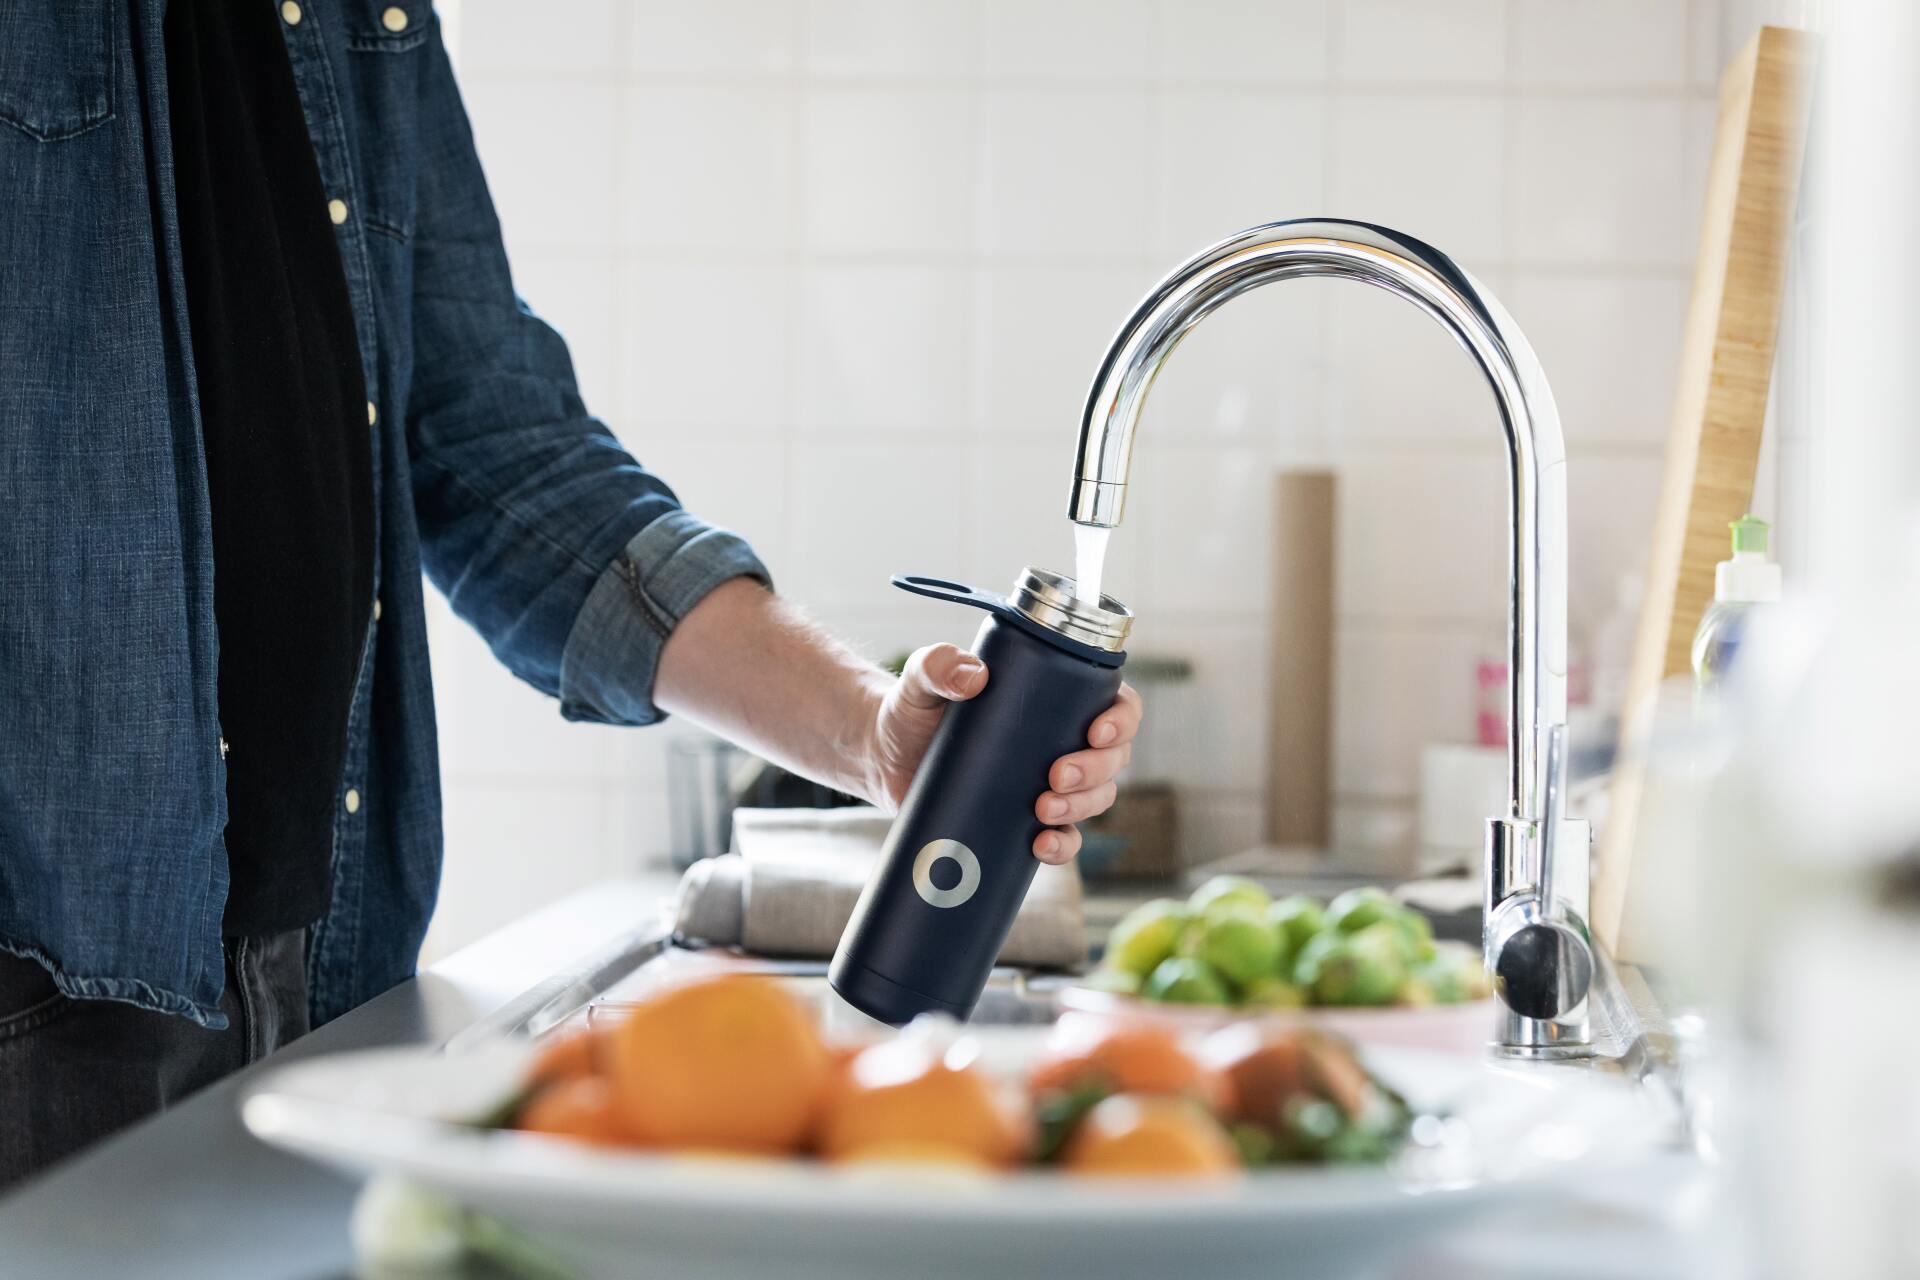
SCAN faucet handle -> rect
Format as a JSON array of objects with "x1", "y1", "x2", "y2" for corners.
[
  {"x1": 1488, "y1": 898, "x2": 1594, "y2": 1022},
  {"x1": 1488, "y1": 725, "x2": 1594, "y2": 1023},
  {"x1": 1536, "y1": 723, "x2": 1568, "y2": 913}
]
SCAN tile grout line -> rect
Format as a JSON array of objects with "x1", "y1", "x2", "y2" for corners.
[{"x1": 460, "y1": 68, "x2": 1718, "y2": 101}]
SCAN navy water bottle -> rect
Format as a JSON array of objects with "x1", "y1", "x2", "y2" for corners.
[{"x1": 830, "y1": 567, "x2": 1131, "y2": 1025}]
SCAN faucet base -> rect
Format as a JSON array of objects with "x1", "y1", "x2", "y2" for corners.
[
  {"x1": 1490, "y1": 1039, "x2": 1599, "y2": 1062},
  {"x1": 1492, "y1": 1004, "x2": 1594, "y2": 1059}
]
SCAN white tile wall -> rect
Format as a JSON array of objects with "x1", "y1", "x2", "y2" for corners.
[
  {"x1": 1331, "y1": 94, "x2": 1507, "y2": 265},
  {"x1": 805, "y1": 0, "x2": 975, "y2": 77},
  {"x1": 803, "y1": 88, "x2": 971, "y2": 254},
  {"x1": 620, "y1": 83, "x2": 794, "y2": 251},
  {"x1": 1511, "y1": 98, "x2": 1694, "y2": 266},
  {"x1": 1504, "y1": 274, "x2": 1689, "y2": 447},
  {"x1": 979, "y1": 0, "x2": 1151, "y2": 83},
  {"x1": 977, "y1": 89, "x2": 1152, "y2": 256},
  {"x1": 616, "y1": 261, "x2": 790, "y2": 427},
  {"x1": 428, "y1": 0, "x2": 1726, "y2": 955},
  {"x1": 1151, "y1": 92, "x2": 1326, "y2": 255},
  {"x1": 796, "y1": 265, "x2": 974, "y2": 431},
  {"x1": 1153, "y1": 0, "x2": 1327, "y2": 86},
  {"x1": 1333, "y1": 0, "x2": 1508, "y2": 87},
  {"x1": 1513, "y1": 0, "x2": 1692, "y2": 89}
]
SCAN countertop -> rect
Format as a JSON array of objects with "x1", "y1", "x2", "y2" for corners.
[
  {"x1": 0, "y1": 873, "x2": 1715, "y2": 1279},
  {"x1": 0, "y1": 876, "x2": 678, "y2": 1279}
]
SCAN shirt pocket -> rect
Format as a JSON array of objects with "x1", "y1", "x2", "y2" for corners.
[
  {"x1": 345, "y1": 0, "x2": 430, "y2": 241},
  {"x1": 0, "y1": 0, "x2": 116, "y2": 142}
]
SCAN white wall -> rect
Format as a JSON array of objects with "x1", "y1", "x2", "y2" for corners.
[{"x1": 424, "y1": 0, "x2": 1732, "y2": 956}]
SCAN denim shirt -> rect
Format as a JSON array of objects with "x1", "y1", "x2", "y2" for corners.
[{"x1": 0, "y1": 2, "x2": 767, "y2": 1028}]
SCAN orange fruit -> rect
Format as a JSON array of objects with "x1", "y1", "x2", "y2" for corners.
[
  {"x1": 1062, "y1": 1094, "x2": 1241, "y2": 1179},
  {"x1": 606, "y1": 973, "x2": 828, "y2": 1153},
  {"x1": 824, "y1": 1039, "x2": 864, "y2": 1078},
  {"x1": 1029, "y1": 1018, "x2": 1226, "y2": 1111},
  {"x1": 517, "y1": 1077, "x2": 633, "y2": 1147},
  {"x1": 1201, "y1": 1024, "x2": 1375, "y2": 1122},
  {"x1": 817, "y1": 1036, "x2": 1028, "y2": 1167},
  {"x1": 1199, "y1": 1023, "x2": 1310, "y2": 1127},
  {"x1": 834, "y1": 1141, "x2": 995, "y2": 1171},
  {"x1": 525, "y1": 1027, "x2": 600, "y2": 1089}
]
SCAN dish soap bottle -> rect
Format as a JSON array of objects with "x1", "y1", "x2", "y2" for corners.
[{"x1": 1692, "y1": 515, "x2": 1782, "y2": 693}]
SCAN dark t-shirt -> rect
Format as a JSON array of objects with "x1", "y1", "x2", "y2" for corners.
[{"x1": 165, "y1": 0, "x2": 375, "y2": 936}]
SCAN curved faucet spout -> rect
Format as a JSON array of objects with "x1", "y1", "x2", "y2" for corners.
[{"x1": 1068, "y1": 218, "x2": 1569, "y2": 829}]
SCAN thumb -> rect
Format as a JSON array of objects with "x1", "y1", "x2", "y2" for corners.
[{"x1": 897, "y1": 644, "x2": 987, "y2": 711}]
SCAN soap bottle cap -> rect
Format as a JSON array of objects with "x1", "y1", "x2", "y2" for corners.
[{"x1": 1716, "y1": 515, "x2": 1783, "y2": 604}]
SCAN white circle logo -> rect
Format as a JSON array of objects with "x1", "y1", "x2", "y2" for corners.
[{"x1": 911, "y1": 839, "x2": 981, "y2": 909}]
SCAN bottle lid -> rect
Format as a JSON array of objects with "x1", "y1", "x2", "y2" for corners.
[
  {"x1": 1730, "y1": 515, "x2": 1770, "y2": 555},
  {"x1": 1716, "y1": 515, "x2": 1783, "y2": 604},
  {"x1": 1010, "y1": 567, "x2": 1132, "y2": 653}
]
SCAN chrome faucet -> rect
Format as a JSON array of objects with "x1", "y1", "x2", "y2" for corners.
[{"x1": 1070, "y1": 219, "x2": 1594, "y2": 1056}]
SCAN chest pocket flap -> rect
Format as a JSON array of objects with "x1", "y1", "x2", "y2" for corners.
[{"x1": 0, "y1": 0, "x2": 116, "y2": 142}]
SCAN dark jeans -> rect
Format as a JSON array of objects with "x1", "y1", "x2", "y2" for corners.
[{"x1": 0, "y1": 930, "x2": 310, "y2": 1190}]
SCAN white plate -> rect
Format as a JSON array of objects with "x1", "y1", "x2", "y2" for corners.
[
  {"x1": 241, "y1": 1029, "x2": 1664, "y2": 1280},
  {"x1": 1056, "y1": 987, "x2": 1507, "y2": 1057}
]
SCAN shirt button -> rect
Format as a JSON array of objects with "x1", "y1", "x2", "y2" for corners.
[
  {"x1": 381, "y1": 6, "x2": 408, "y2": 32},
  {"x1": 373, "y1": 597, "x2": 383, "y2": 622},
  {"x1": 366, "y1": 400, "x2": 378, "y2": 427},
  {"x1": 280, "y1": 1, "x2": 302, "y2": 25},
  {"x1": 328, "y1": 198, "x2": 348, "y2": 225},
  {"x1": 344, "y1": 788, "x2": 362, "y2": 815}
]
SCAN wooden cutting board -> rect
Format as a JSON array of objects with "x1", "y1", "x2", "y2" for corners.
[{"x1": 1593, "y1": 25, "x2": 1817, "y2": 959}]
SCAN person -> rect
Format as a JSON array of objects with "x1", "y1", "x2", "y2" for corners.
[{"x1": 0, "y1": 2, "x2": 1139, "y2": 1188}]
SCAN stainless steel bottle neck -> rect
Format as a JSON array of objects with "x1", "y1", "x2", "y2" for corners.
[
  {"x1": 1010, "y1": 567, "x2": 1131, "y2": 653},
  {"x1": 1065, "y1": 218, "x2": 1568, "y2": 824}
]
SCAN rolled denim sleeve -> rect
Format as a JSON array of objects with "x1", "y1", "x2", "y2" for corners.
[
  {"x1": 407, "y1": 24, "x2": 766, "y2": 725},
  {"x1": 559, "y1": 511, "x2": 769, "y2": 726}
]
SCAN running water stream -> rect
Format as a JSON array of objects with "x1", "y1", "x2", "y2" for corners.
[{"x1": 1072, "y1": 523, "x2": 1110, "y2": 607}]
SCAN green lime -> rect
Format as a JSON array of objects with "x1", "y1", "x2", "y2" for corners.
[
  {"x1": 1325, "y1": 886, "x2": 1401, "y2": 934},
  {"x1": 1187, "y1": 875, "x2": 1272, "y2": 919},
  {"x1": 1240, "y1": 976, "x2": 1309, "y2": 1009},
  {"x1": 1395, "y1": 907, "x2": 1436, "y2": 963},
  {"x1": 1104, "y1": 898, "x2": 1190, "y2": 979},
  {"x1": 1396, "y1": 976, "x2": 1436, "y2": 1007},
  {"x1": 1295, "y1": 922, "x2": 1406, "y2": 1006},
  {"x1": 1327, "y1": 888, "x2": 1434, "y2": 963},
  {"x1": 1189, "y1": 907, "x2": 1282, "y2": 988},
  {"x1": 1142, "y1": 956, "x2": 1232, "y2": 1006},
  {"x1": 1265, "y1": 896, "x2": 1325, "y2": 973},
  {"x1": 1417, "y1": 943, "x2": 1489, "y2": 1003}
]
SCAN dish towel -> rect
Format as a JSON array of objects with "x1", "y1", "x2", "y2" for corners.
[{"x1": 673, "y1": 807, "x2": 1086, "y2": 970}]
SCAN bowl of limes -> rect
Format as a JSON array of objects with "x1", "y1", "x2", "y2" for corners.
[{"x1": 1061, "y1": 876, "x2": 1499, "y2": 1056}]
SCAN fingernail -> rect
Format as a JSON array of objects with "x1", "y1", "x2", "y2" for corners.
[
  {"x1": 1059, "y1": 764, "x2": 1083, "y2": 788},
  {"x1": 952, "y1": 659, "x2": 983, "y2": 692},
  {"x1": 1036, "y1": 833, "x2": 1057, "y2": 858},
  {"x1": 1043, "y1": 796, "x2": 1068, "y2": 820},
  {"x1": 1093, "y1": 721, "x2": 1117, "y2": 746}
]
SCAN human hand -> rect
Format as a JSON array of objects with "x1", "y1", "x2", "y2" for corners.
[{"x1": 862, "y1": 643, "x2": 1143, "y2": 865}]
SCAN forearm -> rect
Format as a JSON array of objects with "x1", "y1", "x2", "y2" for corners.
[{"x1": 654, "y1": 578, "x2": 889, "y2": 803}]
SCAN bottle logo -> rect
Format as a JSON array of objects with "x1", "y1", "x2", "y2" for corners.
[{"x1": 911, "y1": 839, "x2": 981, "y2": 909}]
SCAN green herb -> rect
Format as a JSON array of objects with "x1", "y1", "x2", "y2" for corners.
[
  {"x1": 466, "y1": 1084, "x2": 539, "y2": 1132},
  {"x1": 1229, "y1": 1121, "x2": 1278, "y2": 1167},
  {"x1": 1033, "y1": 1081, "x2": 1114, "y2": 1163}
]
